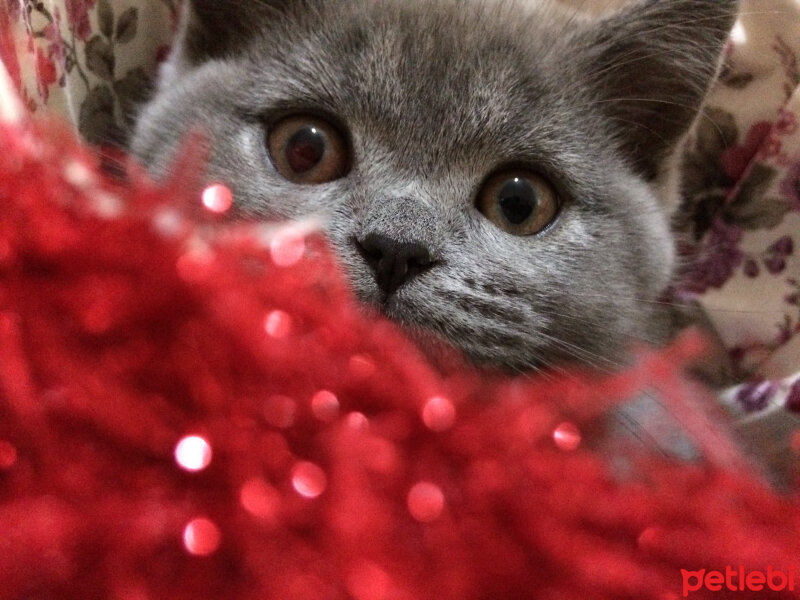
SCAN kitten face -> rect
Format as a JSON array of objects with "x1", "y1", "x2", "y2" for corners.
[{"x1": 132, "y1": 0, "x2": 738, "y2": 372}]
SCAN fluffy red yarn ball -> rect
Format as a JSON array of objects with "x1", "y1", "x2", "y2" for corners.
[{"x1": 1, "y1": 116, "x2": 799, "y2": 600}]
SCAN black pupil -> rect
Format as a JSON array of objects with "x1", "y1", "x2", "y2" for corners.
[
  {"x1": 286, "y1": 127, "x2": 326, "y2": 173},
  {"x1": 498, "y1": 178, "x2": 537, "y2": 225}
]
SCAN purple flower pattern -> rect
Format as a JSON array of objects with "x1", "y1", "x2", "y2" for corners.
[
  {"x1": 780, "y1": 160, "x2": 800, "y2": 210},
  {"x1": 735, "y1": 380, "x2": 779, "y2": 412}
]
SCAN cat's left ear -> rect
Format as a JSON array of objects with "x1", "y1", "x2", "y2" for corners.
[{"x1": 577, "y1": 0, "x2": 739, "y2": 179}]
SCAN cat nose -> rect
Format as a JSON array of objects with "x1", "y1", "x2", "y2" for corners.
[{"x1": 355, "y1": 233, "x2": 435, "y2": 297}]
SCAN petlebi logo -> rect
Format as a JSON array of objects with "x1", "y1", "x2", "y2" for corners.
[{"x1": 681, "y1": 566, "x2": 796, "y2": 596}]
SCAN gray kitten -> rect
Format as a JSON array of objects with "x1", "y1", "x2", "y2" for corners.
[{"x1": 132, "y1": 0, "x2": 739, "y2": 374}]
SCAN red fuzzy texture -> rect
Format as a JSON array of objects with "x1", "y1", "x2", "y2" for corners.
[{"x1": 0, "y1": 117, "x2": 799, "y2": 600}]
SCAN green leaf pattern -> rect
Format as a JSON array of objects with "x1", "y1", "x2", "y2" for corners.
[
  {"x1": 13, "y1": 0, "x2": 172, "y2": 146},
  {"x1": 115, "y1": 7, "x2": 138, "y2": 44}
]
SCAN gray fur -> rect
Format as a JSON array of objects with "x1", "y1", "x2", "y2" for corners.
[{"x1": 131, "y1": 0, "x2": 738, "y2": 373}]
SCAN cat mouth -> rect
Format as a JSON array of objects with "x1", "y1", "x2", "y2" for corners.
[
  {"x1": 371, "y1": 291, "x2": 434, "y2": 336},
  {"x1": 372, "y1": 300, "x2": 473, "y2": 367},
  {"x1": 374, "y1": 291, "x2": 407, "y2": 318}
]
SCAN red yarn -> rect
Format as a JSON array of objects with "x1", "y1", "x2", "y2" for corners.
[{"x1": 0, "y1": 116, "x2": 799, "y2": 600}]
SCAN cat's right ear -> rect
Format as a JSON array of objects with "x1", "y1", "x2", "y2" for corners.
[
  {"x1": 574, "y1": 0, "x2": 739, "y2": 181},
  {"x1": 177, "y1": 0, "x2": 303, "y2": 65}
]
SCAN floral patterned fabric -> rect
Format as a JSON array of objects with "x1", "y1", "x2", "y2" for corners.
[
  {"x1": 676, "y1": 1, "x2": 800, "y2": 418},
  {"x1": 1, "y1": 0, "x2": 178, "y2": 145},
  {"x1": 1, "y1": 0, "x2": 799, "y2": 417}
]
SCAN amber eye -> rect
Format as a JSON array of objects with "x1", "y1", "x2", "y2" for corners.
[
  {"x1": 477, "y1": 170, "x2": 560, "y2": 235},
  {"x1": 267, "y1": 114, "x2": 349, "y2": 184}
]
